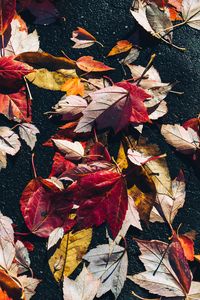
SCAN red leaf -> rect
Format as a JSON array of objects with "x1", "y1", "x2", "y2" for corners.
[
  {"x1": 69, "y1": 170, "x2": 128, "y2": 238},
  {"x1": 49, "y1": 152, "x2": 76, "y2": 177},
  {"x1": 0, "y1": 86, "x2": 32, "y2": 122},
  {"x1": 76, "y1": 56, "x2": 114, "y2": 72},
  {"x1": 178, "y1": 234, "x2": 195, "y2": 261},
  {"x1": 169, "y1": 234, "x2": 192, "y2": 294},
  {"x1": 88, "y1": 142, "x2": 111, "y2": 162},
  {"x1": 0, "y1": 56, "x2": 32, "y2": 90},
  {"x1": 0, "y1": 0, "x2": 16, "y2": 35},
  {"x1": 183, "y1": 117, "x2": 200, "y2": 137},
  {"x1": 20, "y1": 178, "x2": 75, "y2": 237}
]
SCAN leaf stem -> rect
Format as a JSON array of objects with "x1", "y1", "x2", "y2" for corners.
[
  {"x1": 136, "y1": 53, "x2": 156, "y2": 86},
  {"x1": 131, "y1": 290, "x2": 160, "y2": 300},
  {"x1": 31, "y1": 153, "x2": 37, "y2": 178}
]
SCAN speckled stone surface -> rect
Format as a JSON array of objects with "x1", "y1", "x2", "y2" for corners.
[{"x1": 0, "y1": 1, "x2": 200, "y2": 299}]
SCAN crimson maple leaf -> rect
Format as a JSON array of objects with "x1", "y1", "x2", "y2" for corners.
[
  {"x1": 69, "y1": 169, "x2": 128, "y2": 238},
  {"x1": 75, "y1": 82, "x2": 150, "y2": 133},
  {"x1": 0, "y1": 56, "x2": 33, "y2": 90}
]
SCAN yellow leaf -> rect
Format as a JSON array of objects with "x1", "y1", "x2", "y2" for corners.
[
  {"x1": 26, "y1": 68, "x2": 77, "y2": 91},
  {"x1": 117, "y1": 142, "x2": 128, "y2": 170},
  {"x1": 61, "y1": 78, "x2": 85, "y2": 96},
  {"x1": 48, "y1": 228, "x2": 92, "y2": 282}
]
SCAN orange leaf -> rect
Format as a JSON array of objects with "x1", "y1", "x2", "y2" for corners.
[
  {"x1": 0, "y1": 269, "x2": 24, "y2": 300},
  {"x1": 0, "y1": 289, "x2": 13, "y2": 300},
  {"x1": 107, "y1": 40, "x2": 133, "y2": 57},
  {"x1": 61, "y1": 78, "x2": 85, "y2": 96},
  {"x1": 178, "y1": 234, "x2": 195, "y2": 261},
  {"x1": 76, "y1": 56, "x2": 114, "y2": 73}
]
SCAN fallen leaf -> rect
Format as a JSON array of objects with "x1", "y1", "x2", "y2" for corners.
[
  {"x1": 17, "y1": 0, "x2": 59, "y2": 25},
  {"x1": 16, "y1": 51, "x2": 76, "y2": 69},
  {"x1": 178, "y1": 233, "x2": 195, "y2": 261},
  {"x1": 0, "y1": 87, "x2": 32, "y2": 123},
  {"x1": 47, "y1": 227, "x2": 64, "y2": 250},
  {"x1": 75, "y1": 83, "x2": 150, "y2": 133},
  {"x1": 0, "y1": 127, "x2": 21, "y2": 156},
  {"x1": 0, "y1": 289, "x2": 12, "y2": 300},
  {"x1": 61, "y1": 78, "x2": 85, "y2": 96},
  {"x1": 182, "y1": 0, "x2": 200, "y2": 30},
  {"x1": 20, "y1": 178, "x2": 75, "y2": 237},
  {"x1": 18, "y1": 275, "x2": 40, "y2": 300},
  {"x1": 0, "y1": 57, "x2": 33, "y2": 90},
  {"x1": 4, "y1": 16, "x2": 40, "y2": 56},
  {"x1": 120, "y1": 47, "x2": 140, "y2": 65},
  {"x1": 19, "y1": 123, "x2": 39, "y2": 150},
  {"x1": 25, "y1": 68, "x2": 77, "y2": 91},
  {"x1": 76, "y1": 56, "x2": 114, "y2": 72},
  {"x1": 150, "y1": 170, "x2": 186, "y2": 224},
  {"x1": 107, "y1": 40, "x2": 133, "y2": 57},
  {"x1": 161, "y1": 124, "x2": 200, "y2": 155},
  {"x1": 0, "y1": 212, "x2": 15, "y2": 270},
  {"x1": 0, "y1": 0, "x2": 16, "y2": 35},
  {"x1": 71, "y1": 27, "x2": 98, "y2": 49},
  {"x1": 69, "y1": 169, "x2": 128, "y2": 238},
  {"x1": 84, "y1": 243, "x2": 128, "y2": 298},
  {"x1": 48, "y1": 95, "x2": 87, "y2": 121},
  {"x1": 128, "y1": 238, "x2": 192, "y2": 298},
  {"x1": 49, "y1": 152, "x2": 76, "y2": 177},
  {"x1": 63, "y1": 265, "x2": 100, "y2": 300},
  {"x1": 0, "y1": 151, "x2": 7, "y2": 171},
  {"x1": 52, "y1": 139, "x2": 84, "y2": 161},
  {"x1": 49, "y1": 228, "x2": 92, "y2": 281},
  {"x1": 128, "y1": 148, "x2": 165, "y2": 166},
  {"x1": 15, "y1": 240, "x2": 31, "y2": 274}
]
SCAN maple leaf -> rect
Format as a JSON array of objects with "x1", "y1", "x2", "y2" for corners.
[
  {"x1": 76, "y1": 56, "x2": 114, "y2": 72},
  {"x1": 107, "y1": 40, "x2": 133, "y2": 57},
  {"x1": 75, "y1": 83, "x2": 150, "y2": 134},
  {"x1": 88, "y1": 141, "x2": 111, "y2": 162},
  {"x1": 0, "y1": 87, "x2": 32, "y2": 123},
  {"x1": 3, "y1": 16, "x2": 40, "y2": 56},
  {"x1": 49, "y1": 228, "x2": 92, "y2": 281},
  {"x1": 0, "y1": 57, "x2": 33, "y2": 90},
  {"x1": 0, "y1": 0, "x2": 16, "y2": 35},
  {"x1": 68, "y1": 169, "x2": 128, "y2": 238},
  {"x1": 71, "y1": 27, "x2": 101, "y2": 49},
  {"x1": 63, "y1": 265, "x2": 100, "y2": 300},
  {"x1": 128, "y1": 238, "x2": 192, "y2": 298},
  {"x1": 20, "y1": 178, "x2": 75, "y2": 237},
  {"x1": 84, "y1": 243, "x2": 128, "y2": 298},
  {"x1": 150, "y1": 170, "x2": 186, "y2": 224},
  {"x1": 18, "y1": 123, "x2": 39, "y2": 150}
]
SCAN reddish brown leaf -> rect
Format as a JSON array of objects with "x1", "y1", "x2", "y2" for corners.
[
  {"x1": 0, "y1": 86, "x2": 31, "y2": 122},
  {"x1": 0, "y1": 288, "x2": 13, "y2": 300},
  {"x1": 68, "y1": 170, "x2": 128, "y2": 238},
  {"x1": 20, "y1": 178, "x2": 75, "y2": 237},
  {"x1": 178, "y1": 233, "x2": 195, "y2": 261},
  {"x1": 71, "y1": 27, "x2": 98, "y2": 48},
  {"x1": 0, "y1": 269, "x2": 23, "y2": 300},
  {"x1": 0, "y1": 0, "x2": 16, "y2": 35},
  {"x1": 88, "y1": 142, "x2": 111, "y2": 162},
  {"x1": 49, "y1": 152, "x2": 76, "y2": 178},
  {"x1": 169, "y1": 234, "x2": 192, "y2": 294},
  {"x1": 183, "y1": 117, "x2": 200, "y2": 136},
  {"x1": 76, "y1": 56, "x2": 114, "y2": 72},
  {"x1": 0, "y1": 57, "x2": 32, "y2": 90}
]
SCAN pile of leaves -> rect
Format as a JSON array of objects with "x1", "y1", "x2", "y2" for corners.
[{"x1": 0, "y1": 0, "x2": 200, "y2": 299}]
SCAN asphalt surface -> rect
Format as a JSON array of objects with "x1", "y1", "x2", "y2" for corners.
[{"x1": 0, "y1": 0, "x2": 200, "y2": 299}]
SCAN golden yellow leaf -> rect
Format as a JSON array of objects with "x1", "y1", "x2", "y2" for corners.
[
  {"x1": 26, "y1": 68, "x2": 77, "y2": 91},
  {"x1": 48, "y1": 228, "x2": 92, "y2": 282},
  {"x1": 117, "y1": 142, "x2": 128, "y2": 170},
  {"x1": 61, "y1": 78, "x2": 85, "y2": 96}
]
